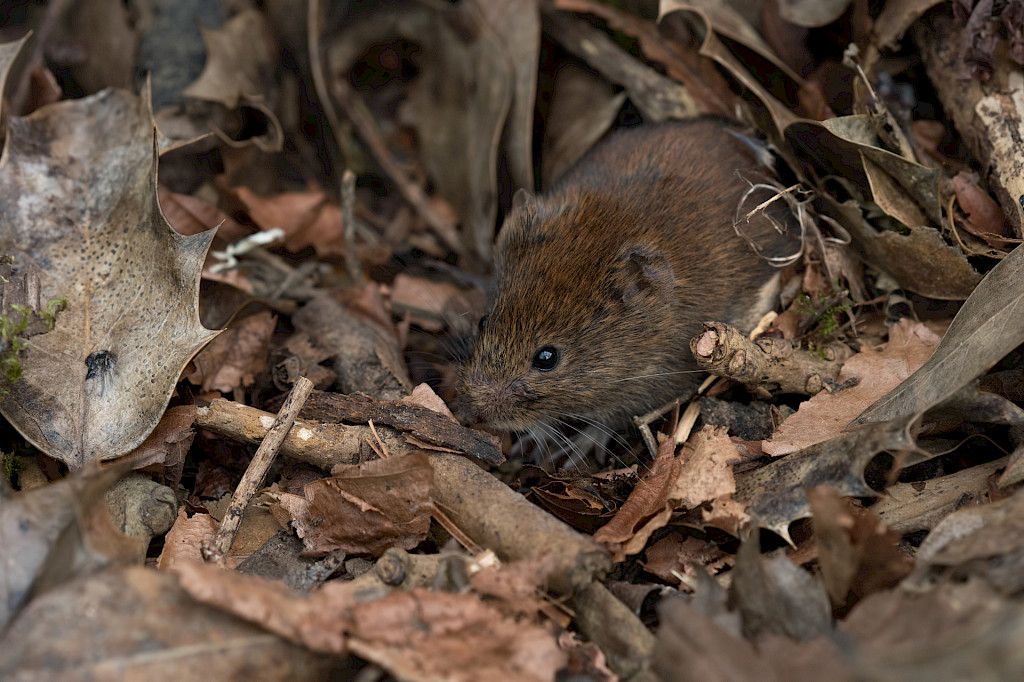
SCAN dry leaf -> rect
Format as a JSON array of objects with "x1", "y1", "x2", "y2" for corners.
[
  {"x1": 273, "y1": 452, "x2": 433, "y2": 557},
  {"x1": 643, "y1": 533, "x2": 731, "y2": 587},
  {"x1": 0, "y1": 566, "x2": 338, "y2": 680},
  {"x1": 778, "y1": 0, "x2": 852, "y2": 27},
  {"x1": 952, "y1": 171, "x2": 1014, "y2": 248},
  {"x1": 122, "y1": 404, "x2": 196, "y2": 470},
  {"x1": 54, "y1": 0, "x2": 138, "y2": 93},
  {"x1": 183, "y1": 9, "x2": 277, "y2": 110},
  {"x1": 349, "y1": 588, "x2": 566, "y2": 682},
  {"x1": 0, "y1": 88, "x2": 219, "y2": 467},
  {"x1": 764, "y1": 319, "x2": 940, "y2": 455},
  {"x1": 669, "y1": 425, "x2": 741, "y2": 509},
  {"x1": 854, "y1": 243, "x2": 1024, "y2": 425},
  {"x1": 807, "y1": 486, "x2": 913, "y2": 607},
  {"x1": 232, "y1": 186, "x2": 345, "y2": 257},
  {"x1": 157, "y1": 509, "x2": 218, "y2": 570},
  {"x1": 188, "y1": 310, "x2": 276, "y2": 394}
]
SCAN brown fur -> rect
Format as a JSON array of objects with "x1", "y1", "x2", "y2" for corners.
[{"x1": 459, "y1": 119, "x2": 795, "y2": 431}]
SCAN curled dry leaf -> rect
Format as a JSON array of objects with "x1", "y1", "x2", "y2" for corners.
[
  {"x1": 764, "y1": 319, "x2": 940, "y2": 455},
  {"x1": 184, "y1": 9, "x2": 277, "y2": 110},
  {"x1": 908, "y1": 485, "x2": 1024, "y2": 594},
  {"x1": 853, "y1": 243, "x2": 1024, "y2": 426},
  {"x1": 778, "y1": 0, "x2": 852, "y2": 27},
  {"x1": 157, "y1": 509, "x2": 217, "y2": 570},
  {"x1": 952, "y1": 171, "x2": 1014, "y2": 248},
  {"x1": 0, "y1": 566, "x2": 339, "y2": 680},
  {"x1": 807, "y1": 486, "x2": 913, "y2": 608},
  {"x1": 349, "y1": 588, "x2": 567, "y2": 682},
  {"x1": 643, "y1": 532, "x2": 731, "y2": 587},
  {"x1": 0, "y1": 88, "x2": 219, "y2": 467},
  {"x1": 270, "y1": 452, "x2": 433, "y2": 557},
  {"x1": 188, "y1": 310, "x2": 276, "y2": 394},
  {"x1": 736, "y1": 415, "x2": 918, "y2": 542},
  {"x1": 231, "y1": 186, "x2": 345, "y2": 257},
  {"x1": 0, "y1": 36, "x2": 30, "y2": 124},
  {"x1": 669, "y1": 425, "x2": 742, "y2": 509}
]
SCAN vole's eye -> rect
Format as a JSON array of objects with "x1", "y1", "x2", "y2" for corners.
[
  {"x1": 532, "y1": 346, "x2": 560, "y2": 371},
  {"x1": 477, "y1": 315, "x2": 488, "y2": 333}
]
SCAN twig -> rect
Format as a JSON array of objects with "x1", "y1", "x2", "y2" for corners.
[
  {"x1": 341, "y1": 169, "x2": 363, "y2": 282},
  {"x1": 202, "y1": 377, "x2": 314, "y2": 563},
  {"x1": 691, "y1": 322, "x2": 853, "y2": 398}
]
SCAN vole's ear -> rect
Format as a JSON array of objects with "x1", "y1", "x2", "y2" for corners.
[
  {"x1": 496, "y1": 188, "x2": 540, "y2": 251},
  {"x1": 612, "y1": 244, "x2": 675, "y2": 306}
]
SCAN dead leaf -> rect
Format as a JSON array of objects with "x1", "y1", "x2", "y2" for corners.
[
  {"x1": 231, "y1": 186, "x2": 345, "y2": 257},
  {"x1": 55, "y1": 0, "x2": 138, "y2": 93},
  {"x1": 736, "y1": 416, "x2": 919, "y2": 542},
  {"x1": 0, "y1": 88, "x2": 219, "y2": 467},
  {"x1": 952, "y1": 171, "x2": 1015, "y2": 248},
  {"x1": 854, "y1": 243, "x2": 1024, "y2": 425},
  {"x1": 120, "y1": 403, "x2": 196, "y2": 471},
  {"x1": 541, "y1": 62, "x2": 625, "y2": 188},
  {"x1": 272, "y1": 452, "x2": 433, "y2": 557},
  {"x1": 778, "y1": 0, "x2": 852, "y2": 27},
  {"x1": 348, "y1": 588, "x2": 566, "y2": 682},
  {"x1": 0, "y1": 466, "x2": 124, "y2": 629},
  {"x1": 390, "y1": 273, "x2": 466, "y2": 332},
  {"x1": 764, "y1": 319, "x2": 940, "y2": 455},
  {"x1": 731, "y1": 535, "x2": 832, "y2": 641},
  {"x1": 0, "y1": 566, "x2": 339, "y2": 680},
  {"x1": 157, "y1": 509, "x2": 217, "y2": 570},
  {"x1": 669, "y1": 425, "x2": 741, "y2": 509},
  {"x1": 908, "y1": 485, "x2": 1024, "y2": 594},
  {"x1": 807, "y1": 486, "x2": 913, "y2": 607},
  {"x1": 173, "y1": 560, "x2": 362, "y2": 654},
  {"x1": 0, "y1": 35, "x2": 30, "y2": 125},
  {"x1": 188, "y1": 310, "x2": 276, "y2": 394},
  {"x1": 643, "y1": 533, "x2": 731, "y2": 587},
  {"x1": 593, "y1": 438, "x2": 677, "y2": 561},
  {"x1": 184, "y1": 9, "x2": 277, "y2": 110},
  {"x1": 159, "y1": 186, "x2": 250, "y2": 242}
]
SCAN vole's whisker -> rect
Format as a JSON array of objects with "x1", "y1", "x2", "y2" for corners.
[
  {"x1": 564, "y1": 413, "x2": 633, "y2": 453},
  {"x1": 610, "y1": 370, "x2": 707, "y2": 383}
]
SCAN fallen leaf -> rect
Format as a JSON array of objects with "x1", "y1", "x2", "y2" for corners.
[
  {"x1": 0, "y1": 466, "x2": 124, "y2": 629},
  {"x1": 778, "y1": 0, "x2": 852, "y2": 27},
  {"x1": 0, "y1": 35, "x2": 30, "y2": 125},
  {"x1": 183, "y1": 9, "x2": 277, "y2": 110},
  {"x1": 736, "y1": 416, "x2": 919, "y2": 542},
  {"x1": 231, "y1": 186, "x2": 346, "y2": 257},
  {"x1": 121, "y1": 403, "x2": 196, "y2": 471},
  {"x1": 272, "y1": 452, "x2": 433, "y2": 557},
  {"x1": 853, "y1": 243, "x2": 1024, "y2": 425},
  {"x1": 390, "y1": 273, "x2": 466, "y2": 332},
  {"x1": 807, "y1": 486, "x2": 913, "y2": 608},
  {"x1": 540, "y1": 62, "x2": 625, "y2": 188},
  {"x1": 54, "y1": 0, "x2": 138, "y2": 93},
  {"x1": 0, "y1": 88, "x2": 219, "y2": 467},
  {"x1": 593, "y1": 438, "x2": 677, "y2": 560},
  {"x1": 643, "y1": 533, "x2": 731, "y2": 587},
  {"x1": 157, "y1": 509, "x2": 217, "y2": 570},
  {"x1": 669, "y1": 425, "x2": 741, "y2": 509},
  {"x1": 731, "y1": 534, "x2": 832, "y2": 641},
  {"x1": 0, "y1": 566, "x2": 339, "y2": 680},
  {"x1": 952, "y1": 171, "x2": 1014, "y2": 248},
  {"x1": 159, "y1": 186, "x2": 250, "y2": 242},
  {"x1": 348, "y1": 588, "x2": 566, "y2": 682},
  {"x1": 764, "y1": 319, "x2": 940, "y2": 455},
  {"x1": 187, "y1": 310, "x2": 276, "y2": 394}
]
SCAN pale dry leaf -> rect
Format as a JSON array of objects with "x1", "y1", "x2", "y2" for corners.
[
  {"x1": 56, "y1": 0, "x2": 138, "y2": 93},
  {"x1": 0, "y1": 88, "x2": 219, "y2": 467},
  {"x1": 854, "y1": 243, "x2": 1024, "y2": 425},
  {"x1": 183, "y1": 9, "x2": 277, "y2": 109},
  {"x1": 765, "y1": 319, "x2": 940, "y2": 455},
  {"x1": 779, "y1": 0, "x2": 852, "y2": 27},
  {"x1": 669, "y1": 425, "x2": 741, "y2": 509},
  {"x1": 0, "y1": 34, "x2": 30, "y2": 124}
]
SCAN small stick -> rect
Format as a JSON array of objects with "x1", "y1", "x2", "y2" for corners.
[
  {"x1": 202, "y1": 377, "x2": 315, "y2": 563},
  {"x1": 341, "y1": 169, "x2": 363, "y2": 282}
]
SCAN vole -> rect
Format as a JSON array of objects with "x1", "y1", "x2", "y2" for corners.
[{"x1": 458, "y1": 119, "x2": 796, "y2": 433}]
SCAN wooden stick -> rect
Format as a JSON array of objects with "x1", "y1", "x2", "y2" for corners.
[{"x1": 202, "y1": 377, "x2": 314, "y2": 563}]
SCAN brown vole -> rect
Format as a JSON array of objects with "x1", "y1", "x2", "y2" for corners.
[{"x1": 459, "y1": 119, "x2": 795, "y2": 432}]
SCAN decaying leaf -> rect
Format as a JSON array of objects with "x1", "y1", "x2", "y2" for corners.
[
  {"x1": 764, "y1": 319, "x2": 940, "y2": 455},
  {"x1": 0, "y1": 566, "x2": 339, "y2": 680},
  {"x1": 0, "y1": 34, "x2": 30, "y2": 125},
  {"x1": 854, "y1": 243, "x2": 1024, "y2": 425},
  {"x1": 908, "y1": 485, "x2": 1024, "y2": 595},
  {"x1": 808, "y1": 486, "x2": 913, "y2": 607},
  {"x1": 778, "y1": 0, "x2": 852, "y2": 28},
  {"x1": 184, "y1": 10, "x2": 277, "y2": 110},
  {"x1": 731, "y1": 534, "x2": 832, "y2": 641},
  {"x1": 348, "y1": 588, "x2": 567, "y2": 682},
  {"x1": 271, "y1": 452, "x2": 433, "y2": 557},
  {"x1": 736, "y1": 416, "x2": 919, "y2": 541},
  {"x1": 0, "y1": 88, "x2": 219, "y2": 467},
  {"x1": 188, "y1": 310, "x2": 276, "y2": 394},
  {"x1": 669, "y1": 425, "x2": 741, "y2": 509},
  {"x1": 230, "y1": 186, "x2": 345, "y2": 257}
]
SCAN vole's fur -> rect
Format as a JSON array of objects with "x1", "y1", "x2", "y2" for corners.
[{"x1": 459, "y1": 119, "x2": 795, "y2": 432}]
